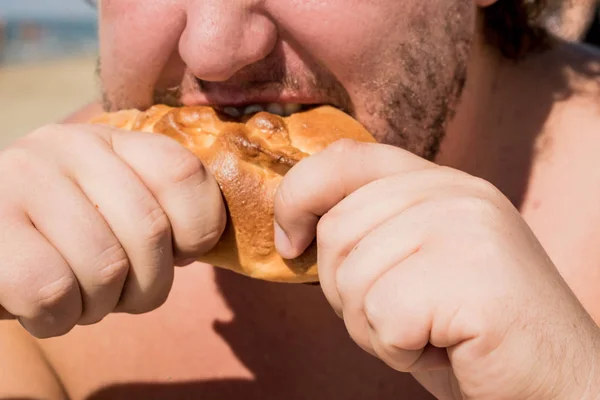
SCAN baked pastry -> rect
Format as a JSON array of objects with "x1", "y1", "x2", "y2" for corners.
[{"x1": 91, "y1": 105, "x2": 376, "y2": 283}]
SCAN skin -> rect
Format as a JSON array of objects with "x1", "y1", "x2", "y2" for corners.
[
  {"x1": 99, "y1": 0, "x2": 474, "y2": 159},
  {"x1": 544, "y1": 0, "x2": 598, "y2": 41},
  {"x1": 274, "y1": 140, "x2": 600, "y2": 399},
  {"x1": 1, "y1": 0, "x2": 600, "y2": 399}
]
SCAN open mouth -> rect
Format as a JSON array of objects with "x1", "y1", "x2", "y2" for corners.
[{"x1": 214, "y1": 103, "x2": 338, "y2": 118}]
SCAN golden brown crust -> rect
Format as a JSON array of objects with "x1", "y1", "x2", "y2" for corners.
[{"x1": 91, "y1": 105, "x2": 376, "y2": 283}]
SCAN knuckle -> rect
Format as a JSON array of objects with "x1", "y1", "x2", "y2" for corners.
[
  {"x1": 450, "y1": 195, "x2": 499, "y2": 221},
  {"x1": 467, "y1": 175, "x2": 501, "y2": 199},
  {"x1": 168, "y1": 151, "x2": 207, "y2": 186},
  {"x1": 29, "y1": 123, "x2": 108, "y2": 150},
  {"x1": 30, "y1": 321, "x2": 77, "y2": 339},
  {"x1": 126, "y1": 286, "x2": 171, "y2": 315},
  {"x1": 430, "y1": 165, "x2": 460, "y2": 181},
  {"x1": 141, "y1": 204, "x2": 171, "y2": 245},
  {"x1": 190, "y1": 220, "x2": 225, "y2": 254},
  {"x1": 34, "y1": 275, "x2": 79, "y2": 315},
  {"x1": 364, "y1": 291, "x2": 405, "y2": 353},
  {"x1": 436, "y1": 166, "x2": 501, "y2": 199},
  {"x1": 327, "y1": 138, "x2": 362, "y2": 155},
  {"x1": 375, "y1": 323, "x2": 403, "y2": 352},
  {"x1": 147, "y1": 288, "x2": 171, "y2": 311},
  {"x1": 183, "y1": 196, "x2": 227, "y2": 255},
  {"x1": 0, "y1": 145, "x2": 41, "y2": 178},
  {"x1": 95, "y1": 243, "x2": 130, "y2": 286},
  {"x1": 334, "y1": 263, "x2": 355, "y2": 304},
  {"x1": 28, "y1": 123, "x2": 65, "y2": 140},
  {"x1": 316, "y1": 211, "x2": 341, "y2": 249},
  {"x1": 28, "y1": 123, "x2": 80, "y2": 148},
  {"x1": 363, "y1": 289, "x2": 384, "y2": 331},
  {"x1": 77, "y1": 314, "x2": 105, "y2": 326}
]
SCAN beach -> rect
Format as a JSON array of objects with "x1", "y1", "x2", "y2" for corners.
[{"x1": 0, "y1": 55, "x2": 99, "y2": 149}]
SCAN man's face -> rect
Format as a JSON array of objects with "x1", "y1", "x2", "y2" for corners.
[{"x1": 98, "y1": 0, "x2": 476, "y2": 159}]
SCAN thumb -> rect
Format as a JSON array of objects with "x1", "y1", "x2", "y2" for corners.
[{"x1": 273, "y1": 140, "x2": 432, "y2": 259}]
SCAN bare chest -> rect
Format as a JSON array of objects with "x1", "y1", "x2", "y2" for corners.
[{"x1": 38, "y1": 267, "x2": 433, "y2": 400}]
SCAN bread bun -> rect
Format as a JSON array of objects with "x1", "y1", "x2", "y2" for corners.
[{"x1": 91, "y1": 105, "x2": 376, "y2": 283}]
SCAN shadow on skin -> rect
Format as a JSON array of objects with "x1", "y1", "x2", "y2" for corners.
[
  {"x1": 86, "y1": 268, "x2": 435, "y2": 400},
  {"x1": 88, "y1": 380, "x2": 281, "y2": 400},
  {"x1": 1, "y1": 398, "x2": 40, "y2": 400},
  {"x1": 450, "y1": 41, "x2": 600, "y2": 212}
]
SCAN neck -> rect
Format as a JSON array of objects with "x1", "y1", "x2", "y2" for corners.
[
  {"x1": 436, "y1": 34, "x2": 559, "y2": 207},
  {"x1": 436, "y1": 34, "x2": 503, "y2": 169}
]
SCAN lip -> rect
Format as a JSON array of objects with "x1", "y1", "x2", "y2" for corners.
[{"x1": 180, "y1": 88, "x2": 333, "y2": 108}]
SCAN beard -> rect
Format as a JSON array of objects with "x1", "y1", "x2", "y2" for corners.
[
  {"x1": 355, "y1": 2, "x2": 474, "y2": 161},
  {"x1": 102, "y1": 3, "x2": 473, "y2": 161}
]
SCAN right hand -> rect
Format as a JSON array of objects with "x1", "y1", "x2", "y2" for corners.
[{"x1": 0, "y1": 123, "x2": 226, "y2": 338}]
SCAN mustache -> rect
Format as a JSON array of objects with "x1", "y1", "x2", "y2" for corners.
[
  {"x1": 98, "y1": 45, "x2": 353, "y2": 113},
  {"x1": 197, "y1": 58, "x2": 306, "y2": 92},
  {"x1": 154, "y1": 55, "x2": 353, "y2": 111},
  {"x1": 153, "y1": 71, "x2": 351, "y2": 111}
]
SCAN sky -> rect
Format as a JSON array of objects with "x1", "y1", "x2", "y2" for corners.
[{"x1": 0, "y1": 0, "x2": 97, "y2": 21}]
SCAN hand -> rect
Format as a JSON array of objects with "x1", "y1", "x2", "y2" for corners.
[
  {"x1": 0, "y1": 123, "x2": 226, "y2": 338},
  {"x1": 274, "y1": 139, "x2": 600, "y2": 399}
]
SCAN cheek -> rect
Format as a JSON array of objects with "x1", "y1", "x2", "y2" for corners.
[
  {"x1": 268, "y1": 1, "x2": 474, "y2": 80},
  {"x1": 266, "y1": 1, "x2": 439, "y2": 111},
  {"x1": 268, "y1": 1, "x2": 408, "y2": 81},
  {"x1": 99, "y1": 0, "x2": 186, "y2": 109}
]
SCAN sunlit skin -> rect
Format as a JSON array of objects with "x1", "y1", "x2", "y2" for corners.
[
  {"x1": 1, "y1": 0, "x2": 600, "y2": 399},
  {"x1": 544, "y1": 0, "x2": 598, "y2": 41}
]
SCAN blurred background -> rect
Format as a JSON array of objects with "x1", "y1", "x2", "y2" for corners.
[
  {"x1": 0, "y1": 1, "x2": 598, "y2": 150},
  {"x1": 0, "y1": 0, "x2": 99, "y2": 149}
]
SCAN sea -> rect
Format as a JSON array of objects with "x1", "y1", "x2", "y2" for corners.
[{"x1": 0, "y1": 18, "x2": 99, "y2": 65}]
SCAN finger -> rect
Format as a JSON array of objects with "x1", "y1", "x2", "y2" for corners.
[
  {"x1": 110, "y1": 131, "x2": 226, "y2": 262},
  {"x1": 0, "y1": 306, "x2": 14, "y2": 320},
  {"x1": 316, "y1": 168, "x2": 456, "y2": 316},
  {"x1": 274, "y1": 140, "x2": 433, "y2": 259},
  {"x1": 0, "y1": 215, "x2": 81, "y2": 338},
  {"x1": 412, "y1": 369, "x2": 462, "y2": 400},
  {"x1": 368, "y1": 334, "x2": 450, "y2": 372},
  {"x1": 37, "y1": 125, "x2": 175, "y2": 314},
  {"x1": 331, "y1": 209, "x2": 429, "y2": 353},
  {"x1": 363, "y1": 247, "x2": 464, "y2": 372},
  {"x1": 23, "y1": 165, "x2": 129, "y2": 325},
  {"x1": 363, "y1": 253, "x2": 453, "y2": 373}
]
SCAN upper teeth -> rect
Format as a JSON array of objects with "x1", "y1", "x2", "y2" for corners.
[
  {"x1": 266, "y1": 103, "x2": 284, "y2": 115},
  {"x1": 222, "y1": 103, "x2": 303, "y2": 118},
  {"x1": 222, "y1": 106, "x2": 242, "y2": 118},
  {"x1": 283, "y1": 103, "x2": 302, "y2": 115},
  {"x1": 244, "y1": 104, "x2": 265, "y2": 115}
]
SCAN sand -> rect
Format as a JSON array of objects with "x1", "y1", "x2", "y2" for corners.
[{"x1": 0, "y1": 56, "x2": 99, "y2": 149}]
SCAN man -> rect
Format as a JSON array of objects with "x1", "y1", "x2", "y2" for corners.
[{"x1": 1, "y1": 0, "x2": 600, "y2": 399}]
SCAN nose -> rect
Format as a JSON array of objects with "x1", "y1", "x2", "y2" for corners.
[{"x1": 179, "y1": 0, "x2": 278, "y2": 82}]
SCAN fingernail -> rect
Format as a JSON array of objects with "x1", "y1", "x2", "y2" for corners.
[{"x1": 274, "y1": 222, "x2": 294, "y2": 259}]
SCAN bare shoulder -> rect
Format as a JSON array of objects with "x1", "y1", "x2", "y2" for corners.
[
  {"x1": 516, "y1": 40, "x2": 598, "y2": 113},
  {"x1": 521, "y1": 40, "x2": 599, "y2": 172},
  {"x1": 536, "y1": 42, "x2": 600, "y2": 169},
  {"x1": 519, "y1": 41, "x2": 600, "y2": 323},
  {"x1": 0, "y1": 321, "x2": 67, "y2": 399}
]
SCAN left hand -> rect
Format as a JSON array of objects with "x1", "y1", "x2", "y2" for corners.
[{"x1": 273, "y1": 139, "x2": 600, "y2": 400}]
